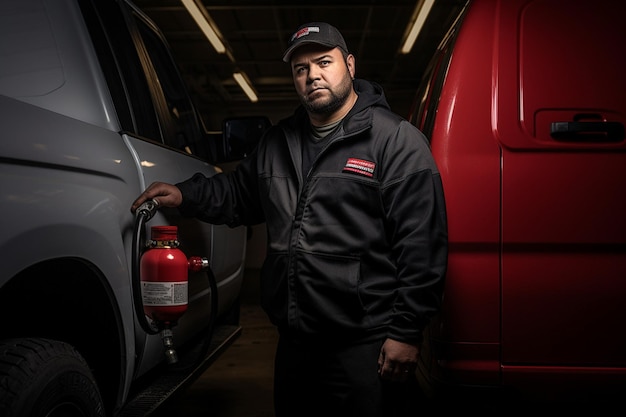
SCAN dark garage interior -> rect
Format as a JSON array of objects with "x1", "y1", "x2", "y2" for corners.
[{"x1": 133, "y1": 0, "x2": 469, "y2": 127}]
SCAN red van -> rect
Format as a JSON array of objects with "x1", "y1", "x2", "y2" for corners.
[{"x1": 410, "y1": 0, "x2": 626, "y2": 405}]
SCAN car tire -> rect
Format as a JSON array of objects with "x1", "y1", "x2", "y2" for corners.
[{"x1": 0, "y1": 337, "x2": 105, "y2": 417}]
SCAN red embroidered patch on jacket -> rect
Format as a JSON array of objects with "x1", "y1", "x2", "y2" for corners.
[{"x1": 342, "y1": 158, "x2": 375, "y2": 178}]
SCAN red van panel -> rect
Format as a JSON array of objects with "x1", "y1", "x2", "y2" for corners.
[{"x1": 416, "y1": 0, "x2": 626, "y2": 400}]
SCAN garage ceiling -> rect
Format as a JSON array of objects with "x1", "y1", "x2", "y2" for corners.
[{"x1": 134, "y1": 0, "x2": 468, "y2": 124}]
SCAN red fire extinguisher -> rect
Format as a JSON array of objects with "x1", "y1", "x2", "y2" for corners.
[
  {"x1": 133, "y1": 202, "x2": 216, "y2": 365},
  {"x1": 140, "y1": 225, "x2": 188, "y2": 325}
]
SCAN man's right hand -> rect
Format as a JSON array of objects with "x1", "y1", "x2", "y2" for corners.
[{"x1": 130, "y1": 181, "x2": 183, "y2": 213}]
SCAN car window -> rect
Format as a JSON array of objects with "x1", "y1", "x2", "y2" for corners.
[
  {"x1": 85, "y1": 0, "x2": 207, "y2": 157},
  {"x1": 409, "y1": 11, "x2": 465, "y2": 141},
  {"x1": 133, "y1": 13, "x2": 203, "y2": 154},
  {"x1": 409, "y1": 48, "x2": 450, "y2": 139}
]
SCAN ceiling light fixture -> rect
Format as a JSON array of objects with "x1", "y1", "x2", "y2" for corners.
[
  {"x1": 181, "y1": 0, "x2": 226, "y2": 53},
  {"x1": 400, "y1": 0, "x2": 436, "y2": 54},
  {"x1": 233, "y1": 72, "x2": 258, "y2": 102}
]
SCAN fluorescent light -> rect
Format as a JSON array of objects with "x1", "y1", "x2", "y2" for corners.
[
  {"x1": 181, "y1": 0, "x2": 226, "y2": 53},
  {"x1": 401, "y1": 0, "x2": 435, "y2": 54},
  {"x1": 233, "y1": 72, "x2": 258, "y2": 102},
  {"x1": 181, "y1": 1, "x2": 255, "y2": 102}
]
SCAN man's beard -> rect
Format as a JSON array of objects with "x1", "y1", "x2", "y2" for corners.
[{"x1": 301, "y1": 74, "x2": 352, "y2": 115}]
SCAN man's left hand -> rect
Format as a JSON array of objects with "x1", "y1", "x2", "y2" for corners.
[{"x1": 377, "y1": 338, "x2": 419, "y2": 382}]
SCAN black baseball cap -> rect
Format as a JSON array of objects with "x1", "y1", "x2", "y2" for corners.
[{"x1": 282, "y1": 22, "x2": 349, "y2": 63}]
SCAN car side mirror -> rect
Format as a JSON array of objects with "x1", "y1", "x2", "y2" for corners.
[{"x1": 221, "y1": 116, "x2": 272, "y2": 162}]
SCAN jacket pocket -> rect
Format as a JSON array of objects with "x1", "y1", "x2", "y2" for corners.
[{"x1": 295, "y1": 251, "x2": 367, "y2": 335}]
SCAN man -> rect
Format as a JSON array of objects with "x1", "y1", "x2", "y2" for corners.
[{"x1": 132, "y1": 22, "x2": 447, "y2": 417}]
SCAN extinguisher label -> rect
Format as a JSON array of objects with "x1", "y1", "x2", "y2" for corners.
[{"x1": 141, "y1": 281, "x2": 188, "y2": 306}]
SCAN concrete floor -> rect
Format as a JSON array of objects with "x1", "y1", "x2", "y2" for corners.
[{"x1": 155, "y1": 268, "x2": 278, "y2": 417}]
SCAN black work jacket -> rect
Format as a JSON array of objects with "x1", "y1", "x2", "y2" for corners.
[{"x1": 177, "y1": 79, "x2": 448, "y2": 344}]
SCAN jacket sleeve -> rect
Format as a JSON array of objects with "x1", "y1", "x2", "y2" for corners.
[
  {"x1": 175, "y1": 149, "x2": 265, "y2": 227},
  {"x1": 381, "y1": 120, "x2": 448, "y2": 344}
]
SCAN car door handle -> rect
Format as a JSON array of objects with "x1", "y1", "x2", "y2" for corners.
[{"x1": 550, "y1": 121, "x2": 625, "y2": 142}]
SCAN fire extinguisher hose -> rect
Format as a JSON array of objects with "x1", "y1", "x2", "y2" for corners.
[
  {"x1": 132, "y1": 203, "x2": 161, "y2": 335},
  {"x1": 189, "y1": 265, "x2": 219, "y2": 369}
]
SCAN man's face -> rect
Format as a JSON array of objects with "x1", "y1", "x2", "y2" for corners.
[{"x1": 290, "y1": 45, "x2": 355, "y2": 117}]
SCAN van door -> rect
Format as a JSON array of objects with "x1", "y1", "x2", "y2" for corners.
[{"x1": 495, "y1": 0, "x2": 626, "y2": 380}]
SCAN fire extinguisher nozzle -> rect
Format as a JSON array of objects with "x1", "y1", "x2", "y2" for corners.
[
  {"x1": 136, "y1": 199, "x2": 159, "y2": 221},
  {"x1": 164, "y1": 348, "x2": 178, "y2": 365},
  {"x1": 160, "y1": 328, "x2": 179, "y2": 364}
]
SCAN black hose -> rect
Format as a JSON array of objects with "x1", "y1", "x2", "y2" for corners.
[
  {"x1": 196, "y1": 266, "x2": 218, "y2": 363},
  {"x1": 166, "y1": 258, "x2": 219, "y2": 372}
]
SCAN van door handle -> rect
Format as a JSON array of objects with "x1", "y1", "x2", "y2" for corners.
[{"x1": 550, "y1": 121, "x2": 625, "y2": 142}]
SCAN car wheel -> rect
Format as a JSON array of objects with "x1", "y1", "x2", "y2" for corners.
[{"x1": 0, "y1": 337, "x2": 105, "y2": 417}]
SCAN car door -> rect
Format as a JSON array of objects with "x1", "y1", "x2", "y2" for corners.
[{"x1": 91, "y1": 0, "x2": 247, "y2": 372}]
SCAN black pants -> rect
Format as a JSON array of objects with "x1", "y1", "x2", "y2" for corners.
[{"x1": 273, "y1": 336, "x2": 424, "y2": 417}]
